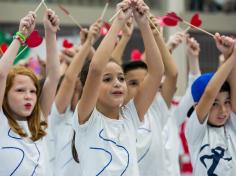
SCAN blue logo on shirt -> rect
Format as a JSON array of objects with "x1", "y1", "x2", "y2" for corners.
[{"x1": 200, "y1": 144, "x2": 232, "y2": 176}]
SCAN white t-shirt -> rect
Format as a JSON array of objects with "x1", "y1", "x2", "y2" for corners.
[
  {"x1": 72, "y1": 100, "x2": 141, "y2": 176},
  {"x1": 49, "y1": 103, "x2": 81, "y2": 176},
  {"x1": 162, "y1": 73, "x2": 200, "y2": 176},
  {"x1": 185, "y1": 111, "x2": 236, "y2": 176},
  {"x1": 0, "y1": 110, "x2": 51, "y2": 176},
  {"x1": 137, "y1": 94, "x2": 170, "y2": 176}
]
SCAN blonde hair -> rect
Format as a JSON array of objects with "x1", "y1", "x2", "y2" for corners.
[{"x1": 3, "y1": 66, "x2": 47, "y2": 141}]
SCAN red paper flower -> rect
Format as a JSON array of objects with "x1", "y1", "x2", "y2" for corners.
[
  {"x1": 131, "y1": 49, "x2": 142, "y2": 61},
  {"x1": 100, "y1": 22, "x2": 111, "y2": 36},
  {"x1": 63, "y1": 39, "x2": 73, "y2": 48},
  {"x1": 166, "y1": 12, "x2": 183, "y2": 22},
  {"x1": 0, "y1": 43, "x2": 8, "y2": 53},
  {"x1": 190, "y1": 13, "x2": 202, "y2": 27},
  {"x1": 25, "y1": 30, "x2": 43, "y2": 48}
]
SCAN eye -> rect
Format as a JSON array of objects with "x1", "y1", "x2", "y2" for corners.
[
  {"x1": 16, "y1": 88, "x2": 25, "y2": 92},
  {"x1": 128, "y1": 80, "x2": 139, "y2": 87},
  {"x1": 212, "y1": 102, "x2": 219, "y2": 107},
  {"x1": 225, "y1": 100, "x2": 231, "y2": 105},
  {"x1": 103, "y1": 77, "x2": 112, "y2": 82},
  {"x1": 118, "y1": 76, "x2": 125, "y2": 82},
  {"x1": 30, "y1": 90, "x2": 37, "y2": 94}
]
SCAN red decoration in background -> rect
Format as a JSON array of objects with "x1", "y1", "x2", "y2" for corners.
[
  {"x1": 63, "y1": 39, "x2": 73, "y2": 48},
  {"x1": 190, "y1": 13, "x2": 202, "y2": 27},
  {"x1": 131, "y1": 49, "x2": 142, "y2": 61},
  {"x1": 0, "y1": 43, "x2": 8, "y2": 53},
  {"x1": 156, "y1": 16, "x2": 168, "y2": 27},
  {"x1": 100, "y1": 22, "x2": 111, "y2": 36},
  {"x1": 161, "y1": 12, "x2": 183, "y2": 27},
  {"x1": 166, "y1": 12, "x2": 183, "y2": 22},
  {"x1": 25, "y1": 30, "x2": 43, "y2": 48}
]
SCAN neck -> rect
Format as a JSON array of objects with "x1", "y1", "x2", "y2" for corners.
[{"x1": 96, "y1": 104, "x2": 120, "y2": 120}]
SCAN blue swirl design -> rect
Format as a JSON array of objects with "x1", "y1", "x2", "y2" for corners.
[
  {"x1": 8, "y1": 129, "x2": 22, "y2": 140},
  {"x1": 31, "y1": 143, "x2": 40, "y2": 176},
  {"x1": 90, "y1": 147, "x2": 113, "y2": 176},
  {"x1": 137, "y1": 127, "x2": 151, "y2": 163},
  {"x1": 1, "y1": 147, "x2": 25, "y2": 176},
  {"x1": 88, "y1": 129, "x2": 130, "y2": 175}
]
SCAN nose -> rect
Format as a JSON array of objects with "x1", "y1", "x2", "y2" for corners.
[
  {"x1": 220, "y1": 105, "x2": 227, "y2": 114},
  {"x1": 24, "y1": 91, "x2": 33, "y2": 100},
  {"x1": 114, "y1": 78, "x2": 122, "y2": 87}
]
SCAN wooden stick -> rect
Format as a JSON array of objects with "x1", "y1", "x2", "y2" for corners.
[
  {"x1": 0, "y1": 47, "x2": 3, "y2": 56},
  {"x1": 16, "y1": 46, "x2": 28, "y2": 58},
  {"x1": 183, "y1": 20, "x2": 214, "y2": 37},
  {"x1": 146, "y1": 14, "x2": 160, "y2": 35},
  {"x1": 42, "y1": 0, "x2": 48, "y2": 9},
  {"x1": 58, "y1": 4, "x2": 83, "y2": 30},
  {"x1": 109, "y1": 9, "x2": 122, "y2": 22},
  {"x1": 34, "y1": 0, "x2": 44, "y2": 13},
  {"x1": 101, "y1": 2, "x2": 109, "y2": 20},
  {"x1": 183, "y1": 26, "x2": 191, "y2": 34},
  {"x1": 68, "y1": 15, "x2": 83, "y2": 29}
]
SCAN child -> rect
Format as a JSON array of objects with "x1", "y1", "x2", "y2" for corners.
[
  {"x1": 185, "y1": 33, "x2": 236, "y2": 176},
  {"x1": 72, "y1": 0, "x2": 164, "y2": 175},
  {"x1": 0, "y1": 9, "x2": 60, "y2": 175},
  {"x1": 122, "y1": 16, "x2": 178, "y2": 176},
  {"x1": 49, "y1": 20, "x2": 102, "y2": 176}
]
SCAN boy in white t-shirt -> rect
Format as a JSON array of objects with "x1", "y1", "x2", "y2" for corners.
[
  {"x1": 121, "y1": 16, "x2": 178, "y2": 176},
  {"x1": 185, "y1": 33, "x2": 236, "y2": 176}
]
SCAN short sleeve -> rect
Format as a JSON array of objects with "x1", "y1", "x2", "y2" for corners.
[
  {"x1": 123, "y1": 100, "x2": 141, "y2": 130},
  {"x1": 49, "y1": 102, "x2": 72, "y2": 126},
  {"x1": 149, "y1": 94, "x2": 170, "y2": 129},
  {"x1": 72, "y1": 103, "x2": 100, "y2": 135},
  {"x1": 172, "y1": 88, "x2": 194, "y2": 127},
  {"x1": 185, "y1": 110, "x2": 207, "y2": 145}
]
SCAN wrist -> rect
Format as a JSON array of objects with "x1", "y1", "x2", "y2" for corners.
[{"x1": 13, "y1": 33, "x2": 26, "y2": 46}]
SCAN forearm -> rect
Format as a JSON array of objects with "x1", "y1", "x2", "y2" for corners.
[
  {"x1": 0, "y1": 39, "x2": 21, "y2": 77},
  {"x1": 45, "y1": 31, "x2": 61, "y2": 81},
  {"x1": 188, "y1": 56, "x2": 201, "y2": 75},
  {"x1": 91, "y1": 19, "x2": 123, "y2": 72},
  {"x1": 111, "y1": 35, "x2": 130, "y2": 65},
  {"x1": 140, "y1": 24, "x2": 164, "y2": 78},
  {"x1": 154, "y1": 34, "x2": 178, "y2": 78},
  {"x1": 228, "y1": 65, "x2": 236, "y2": 113}
]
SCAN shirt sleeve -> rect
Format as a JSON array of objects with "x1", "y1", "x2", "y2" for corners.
[
  {"x1": 173, "y1": 87, "x2": 194, "y2": 127},
  {"x1": 150, "y1": 93, "x2": 170, "y2": 129},
  {"x1": 72, "y1": 103, "x2": 99, "y2": 136},
  {"x1": 123, "y1": 100, "x2": 142, "y2": 130},
  {"x1": 185, "y1": 110, "x2": 207, "y2": 145},
  {"x1": 49, "y1": 102, "x2": 72, "y2": 127}
]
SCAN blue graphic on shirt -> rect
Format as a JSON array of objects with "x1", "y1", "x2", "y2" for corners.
[
  {"x1": 137, "y1": 127, "x2": 152, "y2": 163},
  {"x1": 1, "y1": 128, "x2": 41, "y2": 175},
  {"x1": 89, "y1": 129, "x2": 130, "y2": 176},
  {"x1": 200, "y1": 144, "x2": 232, "y2": 176}
]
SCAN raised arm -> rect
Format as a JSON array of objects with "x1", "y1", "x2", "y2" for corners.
[
  {"x1": 226, "y1": 38, "x2": 236, "y2": 114},
  {"x1": 55, "y1": 20, "x2": 102, "y2": 113},
  {"x1": 133, "y1": 1, "x2": 164, "y2": 120},
  {"x1": 186, "y1": 36, "x2": 201, "y2": 78},
  {"x1": 0, "y1": 12, "x2": 35, "y2": 109},
  {"x1": 196, "y1": 33, "x2": 236, "y2": 123},
  {"x1": 39, "y1": 9, "x2": 61, "y2": 120},
  {"x1": 77, "y1": 1, "x2": 132, "y2": 124},
  {"x1": 150, "y1": 16, "x2": 178, "y2": 108},
  {"x1": 111, "y1": 18, "x2": 134, "y2": 65}
]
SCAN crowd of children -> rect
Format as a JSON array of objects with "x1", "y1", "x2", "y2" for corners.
[{"x1": 0, "y1": 0, "x2": 236, "y2": 175}]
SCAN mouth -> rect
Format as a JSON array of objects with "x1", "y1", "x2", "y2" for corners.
[
  {"x1": 24, "y1": 103, "x2": 32, "y2": 110},
  {"x1": 112, "y1": 91, "x2": 124, "y2": 96}
]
